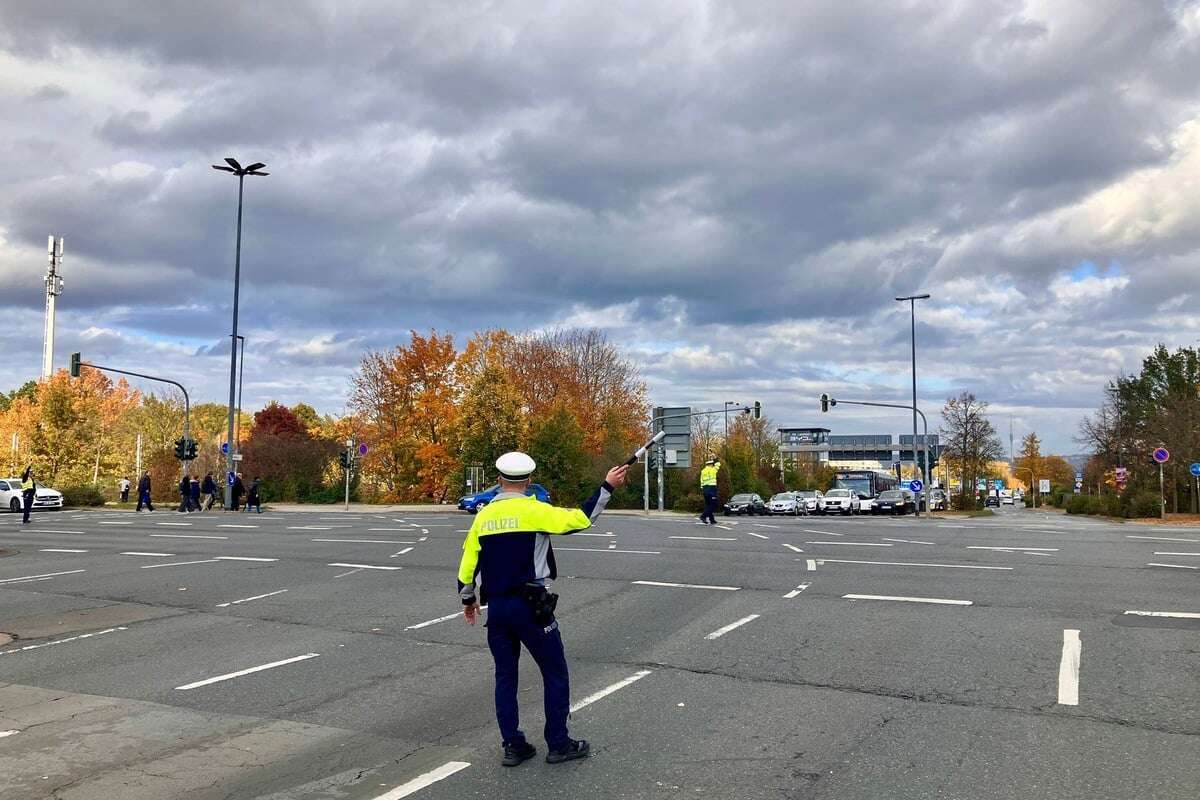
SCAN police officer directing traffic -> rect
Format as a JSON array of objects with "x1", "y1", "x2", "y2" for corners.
[
  {"x1": 698, "y1": 456, "x2": 721, "y2": 524},
  {"x1": 458, "y1": 451, "x2": 628, "y2": 767}
]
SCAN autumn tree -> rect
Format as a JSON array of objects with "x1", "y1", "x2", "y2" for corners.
[
  {"x1": 459, "y1": 364, "x2": 526, "y2": 475},
  {"x1": 242, "y1": 403, "x2": 339, "y2": 502},
  {"x1": 940, "y1": 392, "x2": 1004, "y2": 509}
]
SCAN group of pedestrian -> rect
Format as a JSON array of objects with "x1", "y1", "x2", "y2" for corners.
[{"x1": 127, "y1": 470, "x2": 262, "y2": 513}]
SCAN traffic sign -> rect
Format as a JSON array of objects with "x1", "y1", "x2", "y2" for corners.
[
  {"x1": 1190, "y1": 463, "x2": 1200, "y2": 477},
  {"x1": 221, "y1": 442, "x2": 229, "y2": 455},
  {"x1": 232, "y1": 453, "x2": 243, "y2": 461},
  {"x1": 358, "y1": 442, "x2": 368, "y2": 457},
  {"x1": 1039, "y1": 479, "x2": 1051, "y2": 493},
  {"x1": 227, "y1": 471, "x2": 236, "y2": 486},
  {"x1": 1153, "y1": 447, "x2": 1170, "y2": 464},
  {"x1": 909, "y1": 479, "x2": 923, "y2": 494}
]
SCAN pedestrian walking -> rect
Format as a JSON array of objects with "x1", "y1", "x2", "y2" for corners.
[
  {"x1": 19, "y1": 466, "x2": 35, "y2": 524},
  {"x1": 201, "y1": 473, "x2": 216, "y2": 510},
  {"x1": 136, "y1": 471, "x2": 154, "y2": 512},
  {"x1": 458, "y1": 450, "x2": 628, "y2": 767},
  {"x1": 699, "y1": 456, "x2": 721, "y2": 524},
  {"x1": 177, "y1": 474, "x2": 191, "y2": 513},
  {"x1": 189, "y1": 475, "x2": 201, "y2": 512},
  {"x1": 231, "y1": 473, "x2": 245, "y2": 511},
  {"x1": 119, "y1": 476, "x2": 131, "y2": 503},
  {"x1": 245, "y1": 477, "x2": 262, "y2": 513}
]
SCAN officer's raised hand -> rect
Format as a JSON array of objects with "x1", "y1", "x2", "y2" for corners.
[{"x1": 606, "y1": 464, "x2": 630, "y2": 488}]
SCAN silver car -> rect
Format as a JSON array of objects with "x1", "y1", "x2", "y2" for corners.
[
  {"x1": 794, "y1": 490, "x2": 823, "y2": 514},
  {"x1": 767, "y1": 492, "x2": 801, "y2": 516}
]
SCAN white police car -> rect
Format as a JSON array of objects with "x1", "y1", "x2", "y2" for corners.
[{"x1": 0, "y1": 478, "x2": 64, "y2": 512}]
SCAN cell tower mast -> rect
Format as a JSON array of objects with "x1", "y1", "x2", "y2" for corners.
[{"x1": 42, "y1": 235, "x2": 64, "y2": 379}]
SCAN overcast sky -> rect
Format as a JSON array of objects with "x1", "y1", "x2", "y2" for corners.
[{"x1": 3, "y1": 1, "x2": 1199, "y2": 455}]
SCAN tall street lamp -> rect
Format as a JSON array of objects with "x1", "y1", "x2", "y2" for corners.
[
  {"x1": 212, "y1": 157, "x2": 268, "y2": 509},
  {"x1": 896, "y1": 293, "x2": 930, "y2": 517},
  {"x1": 234, "y1": 334, "x2": 246, "y2": 451}
]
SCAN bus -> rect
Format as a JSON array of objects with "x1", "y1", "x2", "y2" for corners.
[{"x1": 835, "y1": 470, "x2": 898, "y2": 499}]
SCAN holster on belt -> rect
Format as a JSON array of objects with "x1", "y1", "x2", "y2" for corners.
[{"x1": 522, "y1": 583, "x2": 559, "y2": 626}]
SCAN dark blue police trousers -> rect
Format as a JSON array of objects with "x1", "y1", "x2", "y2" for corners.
[{"x1": 485, "y1": 592, "x2": 571, "y2": 750}]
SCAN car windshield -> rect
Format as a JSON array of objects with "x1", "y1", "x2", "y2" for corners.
[
  {"x1": 879, "y1": 490, "x2": 903, "y2": 500},
  {"x1": 825, "y1": 489, "x2": 851, "y2": 498},
  {"x1": 769, "y1": 494, "x2": 793, "y2": 502},
  {"x1": 731, "y1": 494, "x2": 755, "y2": 502}
]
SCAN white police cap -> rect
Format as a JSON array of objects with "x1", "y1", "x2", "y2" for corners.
[{"x1": 496, "y1": 451, "x2": 536, "y2": 480}]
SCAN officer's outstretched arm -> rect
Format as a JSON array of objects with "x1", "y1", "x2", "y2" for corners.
[{"x1": 548, "y1": 464, "x2": 629, "y2": 534}]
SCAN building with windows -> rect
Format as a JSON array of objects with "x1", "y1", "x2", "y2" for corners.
[{"x1": 778, "y1": 426, "x2": 939, "y2": 472}]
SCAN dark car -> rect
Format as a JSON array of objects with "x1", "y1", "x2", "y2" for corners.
[
  {"x1": 984, "y1": 494, "x2": 1001, "y2": 508},
  {"x1": 872, "y1": 489, "x2": 913, "y2": 515},
  {"x1": 724, "y1": 493, "x2": 767, "y2": 516},
  {"x1": 458, "y1": 483, "x2": 551, "y2": 513}
]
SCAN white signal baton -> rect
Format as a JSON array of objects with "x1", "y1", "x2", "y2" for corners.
[{"x1": 625, "y1": 430, "x2": 667, "y2": 466}]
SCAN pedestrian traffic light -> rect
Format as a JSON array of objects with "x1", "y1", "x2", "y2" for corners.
[
  {"x1": 174, "y1": 438, "x2": 186, "y2": 460},
  {"x1": 820, "y1": 393, "x2": 833, "y2": 412},
  {"x1": 339, "y1": 451, "x2": 350, "y2": 469},
  {"x1": 752, "y1": 401, "x2": 761, "y2": 420},
  {"x1": 69, "y1": 352, "x2": 81, "y2": 378},
  {"x1": 184, "y1": 439, "x2": 198, "y2": 460}
]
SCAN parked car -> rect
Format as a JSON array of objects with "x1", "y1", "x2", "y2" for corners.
[
  {"x1": 458, "y1": 483, "x2": 550, "y2": 513},
  {"x1": 724, "y1": 493, "x2": 767, "y2": 516},
  {"x1": 821, "y1": 488, "x2": 861, "y2": 515},
  {"x1": 0, "y1": 478, "x2": 63, "y2": 512},
  {"x1": 984, "y1": 494, "x2": 1001, "y2": 508},
  {"x1": 872, "y1": 489, "x2": 914, "y2": 515},
  {"x1": 793, "y1": 490, "x2": 824, "y2": 514},
  {"x1": 767, "y1": 492, "x2": 801, "y2": 516}
]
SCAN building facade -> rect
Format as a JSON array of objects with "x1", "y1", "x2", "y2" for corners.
[{"x1": 779, "y1": 426, "x2": 939, "y2": 472}]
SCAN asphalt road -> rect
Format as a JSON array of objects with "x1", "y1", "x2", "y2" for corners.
[{"x1": 0, "y1": 502, "x2": 1196, "y2": 799}]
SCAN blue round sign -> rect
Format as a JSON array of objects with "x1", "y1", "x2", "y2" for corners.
[
  {"x1": 909, "y1": 479, "x2": 923, "y2": 493},
  {"x1": 220, "y1": 442, "x2": 229, "y2": 455},
  {"x1": 358, "y1": 442, "x2": 369, "y2": 457},
  {"x1": 1153, "y1": 447, "x2": 1170, "y2": 464},
  {"x1": 1190, "y1": 462, "x2": 1200, "y2": 477},
  {"x1": 227, "y1": 471, "x2": 236, "y2": 486}
]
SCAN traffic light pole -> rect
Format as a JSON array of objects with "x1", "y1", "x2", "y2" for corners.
[
  {"x1": 821, "y1": 397, "x2": 930, "y2": 516},
  {"x1": 75, "y1": 361, "x2": 191, "y2": 475},
  {"x1": 647, "y1": 404, "x2": 761, "y2": 512}
]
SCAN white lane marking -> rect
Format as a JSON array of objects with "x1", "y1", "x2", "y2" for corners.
[
  {"x1": 367, "y1": 528, "x2": 412, "y2": 532},
  {"x1": 714, "y1": 524, "x2": 734, "y2": 531},
  {"x1": 140, "y1": 559, "x2": 220, "y2": 569},
  {"x1": 1127, "y1": 535, "x2": 1200, "y2": 543},
  {"x1": 217, "y1": 589, "x2": 289, "y2": 607},
  {"x1": 39, "y1": 548, "x2": 88, "y2": 553},
  {"x1": 219, "y1": 524, "x2": 259, "y2": 529},
  {"x1": 288, "y1": 526, "x2": 333, "y2": 530},
  {"x1": 570, "y1": 670, "x2": 653, "y2": 712},
  {"x1": 151, "y1": 534, "x2": 228, "y2": 539},
  {"x1": 333, "y1": 568, "x2": 363, "y2": 578},
  {"x1": 120, "y1": 551, "x2": 175, "y2": 557},
  {"x1": 809, "y1": 558, "x2": 1013, "y2": 571},
  {"x1": 704, "y1": 614, "x2": 761, "y2": 640},
  {"x1": 574, "y1": 532, "x2": 615, "y2": 537},
  {"x1": 1123, "y1": 610, "x2": 1200, "y2": 619},
  {"x1": 22, "y1": 528, "x2": 85, "y2": 534},
  {"x1": 98, "y1": 521, "x2": 133, "y2": 525},
  {"x1": 806, "y1": 559, "x2": 818, "y2": 571},
  {"x1": 154, "y1": 522, "x2": 193, "y2": 527},
  {"x1": 405, "y1": 608, "x2": 487, "y2": 630},
  {"x1": 1057, "y1": 629, "x2": 1081, "y2": 706},
  {"x1": 312, "y1": 538, "x2": 415, "y2": 544},
  {"x1": 783, "y1": 583, "x2": 811, "y2": 599},
  {"x1": 1147, "y1": 562, "x2": 1200, "y2": 570},
  {"x1": 752, "y1": 523, "x2": 781, "y2": 529},
  {"x1": 175, "y1": 653, "x2": 320, "y2": 691},
  {"x1": 389, "y1": 547, "x2": 414, "y2": 557},
  {"x1": 321, "y1": 516, "x2": 364, "y2": 520},
  {"x1": 370, "y1": 760, "x2": 471, "y2": 800},
  {"x1": 746, "y1": 531, "x2": 770, "y2": 539},
  {"x1": 0, "y1": 625, "x2": 126, "y2": 656},
  {"x1": 803, "y1": 541, "x2": 892, "y2": 547},
  {"x1": 967, "y1": 546, "x2": 1059, "y2": 552},
  {"x1": 327, "y1": 562, "x2": 401, "y2": 570},
  {"x1": 802, "y1": 529, "x2": 845, "y2": 536},
  {"x1": 937, "y1": 524, "x2": 970, "y2": 528},
  {"x1": 1153, "y1": 551, "x2": 1200, "y2": 556},
  {"x1": 555, "y1": 547, "x2": 662, "y2": 554},
  {"x1": 843, "y1": 594, "x2": 972, "y2": 606},
  {"x1": 631, "y1": 580, "x2": 738, "y2": 591},
  {"x1": 0, "y1": 730, "x2": 17, "y2": 737},
  {"x1": 669, "y1": 535, "x2": 737, "y2": 541},
  {"x1": 1025, "y1": 551, "x2": 1054, "y2": 556},
  {"x1": 882, "y1": 538, "x2": 935, "y2": 545},
  {"x1": 215, "y1": 556, "x2": 278, "y2": 562},
  {"x1": 782, "y1": 543, "x2": 804, "y2": 553},
  {"x1": 0, "y1": 568, "x2": 87, "y2": 584}
]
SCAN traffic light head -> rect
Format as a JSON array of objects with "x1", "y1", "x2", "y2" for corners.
[
  {"x1": 752, "y1": 401, "x2": 761, "y2": 420},
  {"x1": 820, "y1": 393, "x2": 829, "y2": 412},
  {"x1": 174, "y1": 438, "x2": 186, "y2": 460},
  {"x1": 185, "y1": 439, "x2": 198, "y2": 460},
  {"x1": 69, "y1": 352, "x2": 81, "y2": 378}
]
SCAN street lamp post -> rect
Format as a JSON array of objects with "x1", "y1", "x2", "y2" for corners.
[
  {"x1": 234, "y1": 334, "x2": 246, "y2": 451},
  {"x1": 723, "y1": 401, "x2": 738, "y2": 455},
  {"x1": 896, "y1": 293, "x2": 930, "y2": 516},
  {"x1": 212, "y1": 157, "x2": 268, "y2": 509}
]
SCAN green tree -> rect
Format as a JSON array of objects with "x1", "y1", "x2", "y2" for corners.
[
  {"x1": 527, "y1": 404, "x2": 590, "y2": 506},
  {"x1": 459, "y1": 365, "x2": 526, "y2": 477}
]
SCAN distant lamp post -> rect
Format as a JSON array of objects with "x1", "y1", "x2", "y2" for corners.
[
  {"x1": 723, "y1": 401, "x2": 739, "y2": 453},
  {"x1": 895, "y1": 293, "x2": 930, "y2": 516},
  {"x1": 212, "y1": 157, "x2": 268, "y2": 509}
]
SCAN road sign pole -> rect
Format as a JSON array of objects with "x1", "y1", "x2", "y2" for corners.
[
  {"x1": 344, "y1": 439, "x2": 353, "y2": 511},
  {"x1": 1159, "y1": 462, "x2": 1165, "y2": 519}
]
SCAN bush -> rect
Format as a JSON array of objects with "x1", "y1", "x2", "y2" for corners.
[
  {"x1": 1123, "y1": 490, "x2": 1161, "y2": 519},
  {"x1": 61, "y1": 483, "x2": 106, "y2": 507},
  {"x1": 673, "y1": 491, "x2": 704, "y2": 513}
]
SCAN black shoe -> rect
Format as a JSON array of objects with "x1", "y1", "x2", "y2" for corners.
[
  {"x1": 502, "y1": 740, "x2": 536, "y2": 767},
  {"x1": 546, "y1": 738, "x2": 590, "y2": 764}
]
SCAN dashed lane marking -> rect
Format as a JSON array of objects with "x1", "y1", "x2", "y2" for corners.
[
  {"x1": 24, "y1": 529, "x2": 86, "y2": 534},
  {"x1": 804, "y1": 541, "x2": 893, "y2": 547},
  {"x1": 175, "y1": 653, "x2": 320, "y2": 691},
  {"x1": 369, "y1": 760, "x2": 471, "y2": 800},
  {"x1": 151, "y1": 534, "x2": 228, "y2": 539},
  {"x1": 1124, "y1": 610, "x2": 1200, "y2": 619},
  {"x1": 120, "y1": 552, "x2": 174, "y2": 557},
  {"x1": 0, "y1": 625, "x2": 126, "y2": 655},
  {"x1": 802, "y1": 529, "x2": 845, "y2": 536},
  {"x1": 39, "y1": 548, "x2": 88, "y2": 553},
  {"x1": 782, "y1": 543, "x2": 804, "y2": 553},
  {"x1": 805, "y1": 558, "x2": 1013, "y2": 571},
  {"x1": 1153, "y1": 551, "x2": 1200, "y2": 556},
  {"x1": 311, "y1": 538, "x2": 415, "y2": 544},
  {"x1": 669, "y1": 535, "x2": 737, "y2": 541},
  {"x1": 882, "y1": 538, "x2": 935, "y2": 545},
  {"x1": 219, "y1": 524, "x2": 259, "y2": 529},
  {"x1": 555, "y1": 547, "x2": 662, "y2": 554},
  {"x1": 1127, "y1": 535, "x2": 1200, "y2": 543},
  {"x1": 0, "y1": 730, "x2": 17, "y2": 737},
  {"x1": 1147, "y1": 562, "x2": 1200, "y2": 570},
  {"x1": 215, "y1": 556, "x2": 278, "y2": 562},
  {"x1": 154, "y1": 522, "x2": 193, "y2": 527},
  {"x1": 389, "y1": 547, "x2": 414, "y2": 557},
  {"x1": 631, "y1": 580, "x2": 739, "y2": 591},
  {"x1": 704, "y1": 614, "x2": 761, "y2": 640},
  {"x1": 0, "y1": 569, "x2": 86, "y2": 584},
  {"x1": 575, "y1": 532, "x2": 615, "y2": 537},
  {"x1": 967, "y1": 546, "x2": 1058, "y2": 552},
  {"x1": 843, "y1": 594, "x2": 972, "y2": 606},
  {"x1": 287, "y1": 526, "x2": 334, "y2": 530},
  {"x1": 1057, "y1": 629, "x2": 1081, "y2": 706},
  {"x1": 783, "y1": 583, "x2": 811, "y2": 599},
  {"x1": 140, "y1": 559, "x2": 220, "y2": 569},
  {"x1": 98, "y1": 521, "x2": 133, "y2": 525},
  {"x1": 327, "y1": 562, "x2": 401, "y2": 570},
  {"x1": 405, "y1": 608, "x2": 486, "y2": 630},
  {"x1": 217, "y1": 589, "x2": 289, "y2": 607},
  {"x1": 746, "y1": 531, "x2": 770, "y2": 539},
  {"x1": 570, "y1": 670, "x2": 653, "y2": 712}
]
